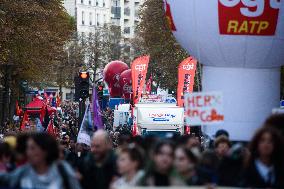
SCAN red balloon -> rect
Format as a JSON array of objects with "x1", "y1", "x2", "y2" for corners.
[
  {"x1": 104, "y1": 61, "x2": 129, "y2": 97},
  {"x1": 119, "y1": 69, "x2": 132, "y2": 99},
  {"x1": 108, "y1": 86, "x2": 122, "y2": 98}
]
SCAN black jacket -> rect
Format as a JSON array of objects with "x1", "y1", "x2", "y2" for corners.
[
  {"x1": 78, "y1": 151, "x2": 117, "y2": 189},
  {"x1": 244, "y1": 161, "x2": 284, "y2": 189}
]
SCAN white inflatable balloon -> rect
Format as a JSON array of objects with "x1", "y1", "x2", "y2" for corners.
[{"x1": 167, "y1": 0, "x2": 284, "y2": 140}]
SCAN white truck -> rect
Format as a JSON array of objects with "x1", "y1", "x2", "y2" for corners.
[{"x1": 133, "y1": 103, "x2": 185, "y2": 137}]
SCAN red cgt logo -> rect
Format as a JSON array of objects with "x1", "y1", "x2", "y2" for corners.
[{"x1": 219, "y1": 0, "x2": 281, "y2": 35}]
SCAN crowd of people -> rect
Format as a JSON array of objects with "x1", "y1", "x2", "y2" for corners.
[{"x1": 0, "y1": 104, "x2": 283, "y2": 189}]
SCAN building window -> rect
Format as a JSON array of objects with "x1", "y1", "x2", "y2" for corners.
[
  {"x1": 103, "y1": 15, "x2": 106, "y2": 25},
  {"x1": 124, "y1": 7, "x2": 130, "y2": 16},
  {"x1": 96, "y1": 0, "x2": 99, "y2": 6},
  {"x1": 103, "y1": 0, "x2": 105, "y2": 7},
  {"x1": 82, "y1": 11, "x2": 85, "y2": 25},
  {"x1": 81, "y1": 0, "x2": 84, "y2": 4},
  {"x1": 97, "y1": 14, "x2": 100, "y2": 26},
  {"x1": 89, "y1": 13, "x2": 92, "y2": 25},
  {"x1": 89, "y1": 0, "x2": 91, "y2": 5},
  {"x1": 124, "y1": 27, "x2": 130, "y2": 34}
]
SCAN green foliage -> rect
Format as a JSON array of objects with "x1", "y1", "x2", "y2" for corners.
[
  {"x1": 133, "y1": 0, "x2": 189, "y2": 91},
  {"x1": 0, "y1": 0, "x2": 74, "y2": 85}
]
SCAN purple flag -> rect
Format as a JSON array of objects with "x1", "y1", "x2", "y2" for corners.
[{"x1": 92, "y1": 86, "x2": 103, "y2": 130}]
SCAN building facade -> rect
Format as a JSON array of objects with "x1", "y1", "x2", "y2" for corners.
[
  {"x1": 62, "y1": 0, "x2": 144, "y2": 64},
  {"x1": 111, "y1": 0, "x2": 144, "y2": 60},
  {"x1": 111, "y1": 0, "x2": 143, "y2": 39},
  {"x1": 63, "y1": 0, "x2": 111, "y2": 34}
]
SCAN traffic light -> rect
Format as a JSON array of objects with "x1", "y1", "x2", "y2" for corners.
[
  {"x1": 97, "y1": 83, "x2": 103, "y2": 101},
  {"x1": 79, "y1": 72, "x2": 90, "y2": 99},
  {"x1": 75, "y1": 72, "x2": 90, "y2": 100}
]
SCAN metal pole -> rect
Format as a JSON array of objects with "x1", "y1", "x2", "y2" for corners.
[{"x1": 78, "y1": 98, "x2": 86, "y2": 126}]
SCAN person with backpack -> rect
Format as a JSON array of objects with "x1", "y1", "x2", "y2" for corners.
[{"x1": 0, "y1": 132, "x2": 81, "y2": 189}]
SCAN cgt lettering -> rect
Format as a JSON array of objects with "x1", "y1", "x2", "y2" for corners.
[
  {"x1": 227, "y1": 20, "x2": 269, "y2": 34},
  {"x1": 220, "y1": 0, "x2": 280, "y2": 17},
  {"x1": 218, "y1": 0, "x2": 280, "y2": 35}
]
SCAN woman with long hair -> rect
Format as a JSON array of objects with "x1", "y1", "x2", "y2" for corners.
[
  {"x1": 0, "y1": 132, "x2": 81, "y2": 189},
  {"x1": 139, "y1": 140, "x2": 185, "y2": 186},
  {"x1": 244, "y1": 126, "x2": 284, "y2": 188},
  {"x1": 174, "y1": 146, "x2": 199, "y2": 185},
  {"x1": 111, "y1": 144, "x2": 144, "y2": 188}
]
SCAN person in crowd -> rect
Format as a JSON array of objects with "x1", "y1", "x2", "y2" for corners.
[
  {"x1": 214, "y1": 136, "x2": 231, "y2": 159},
  {"x1": 183, "y1": 135, "x2": 202, "y2": 158},
  {"x1": 116, "y1": 134, "x2": 132, "y2": 152},
  {"x1": 0, "y1": 132, "x2": 81, "y2": 189},
  {"x1": 185, "y1": 135, "x2": 201, "y2": 150},
  {"x1": 196, "y1": 150, "x2": 219, "y2": 185},
  {"x1": 59, "y1": 141, "x2": 69, "y2": 160},
  {"x1": 15, "y1": 133, "x2": 29, "y2": 167},
  {"x1": 174, "y1": 146, "x2": 199, "y2": 185},
  {"x1": 111, "y1": 144, "x2": 145, "y2": 188},
  {"x1": 264, "y1": 113, "x2": 284, "y2": 136},
  {"x1": 244, "y1": 126, "x2": 284, "y2": 188},
  {"x1": 218, "y1": 143, "x2": 249, "y2": 187},
  {"x1": 78, "y1": 130, "x2": 117, "y2": 189},
  {"x1": 209, "y1": 129, "x2": 230, "y2": 149},
  {"x1": 0, "y1": 142, "x2": 13, "y2": 173},
  {"x1": 215, "y1": 129, "x2": 229, "y2": 139},
  {"x1": 66, "y1": 143, "x2": 89, "y2": 170},
  {"x1": 139, "y1": 140, "x2": 185, "y2": 186},
  {"x1": 69, "y1": 138, "x2": 76, "y2": 153}
]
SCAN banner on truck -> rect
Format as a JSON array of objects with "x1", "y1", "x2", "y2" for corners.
[
  {"x1": 137, "y1": 108, "x2": 184, "y2": 125},
  {"x1": 185, "y1": 91, "x2": 224, "y2": 125},
  {"x1": 141, "y1": 94, "x2": 164, "y2": 103}
]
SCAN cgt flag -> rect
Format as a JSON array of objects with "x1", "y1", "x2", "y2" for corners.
[
  {"x1": 177, "y1": 57, "x2": 197, "y2": 107},
  {"x1": 131, "y1": 56, "x2": 150, "y2": 104}
]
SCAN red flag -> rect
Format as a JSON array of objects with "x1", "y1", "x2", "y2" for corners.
[
  {"x1": 146, "y1": 75, "x2": 153, "y2": 94},
  {"x1": 15, "y1": 101, "x2": 20, "y2": 116},
  {"x1": 177, "y1": 57, "x2": 197, "y2": 107},
  {"x1": 47, "y1": 120, "x2": 55, "y2": 136},
  {"x1": 131, "y1": 56, "x2": 150, "y2": 104},
  {"x1": 56, "y1": 95, "x2": 61, "y2": 107},
  {"x1": 20, "y1": 113, "x2": 28, "y2": 131},
  {"x1": 165, "y1": 0, "x2": 176, "y2": 31}
]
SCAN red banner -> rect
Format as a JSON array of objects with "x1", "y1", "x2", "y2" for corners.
[
  {"x1": 177, "y1": 57, "x2": 197, "y2": 107},
  {"x1": 131, "y1": 56, "x2": 150, "y2": 104},
  {"x1": 219, "y1": 0, "x2": 280, "y2": 35}
]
